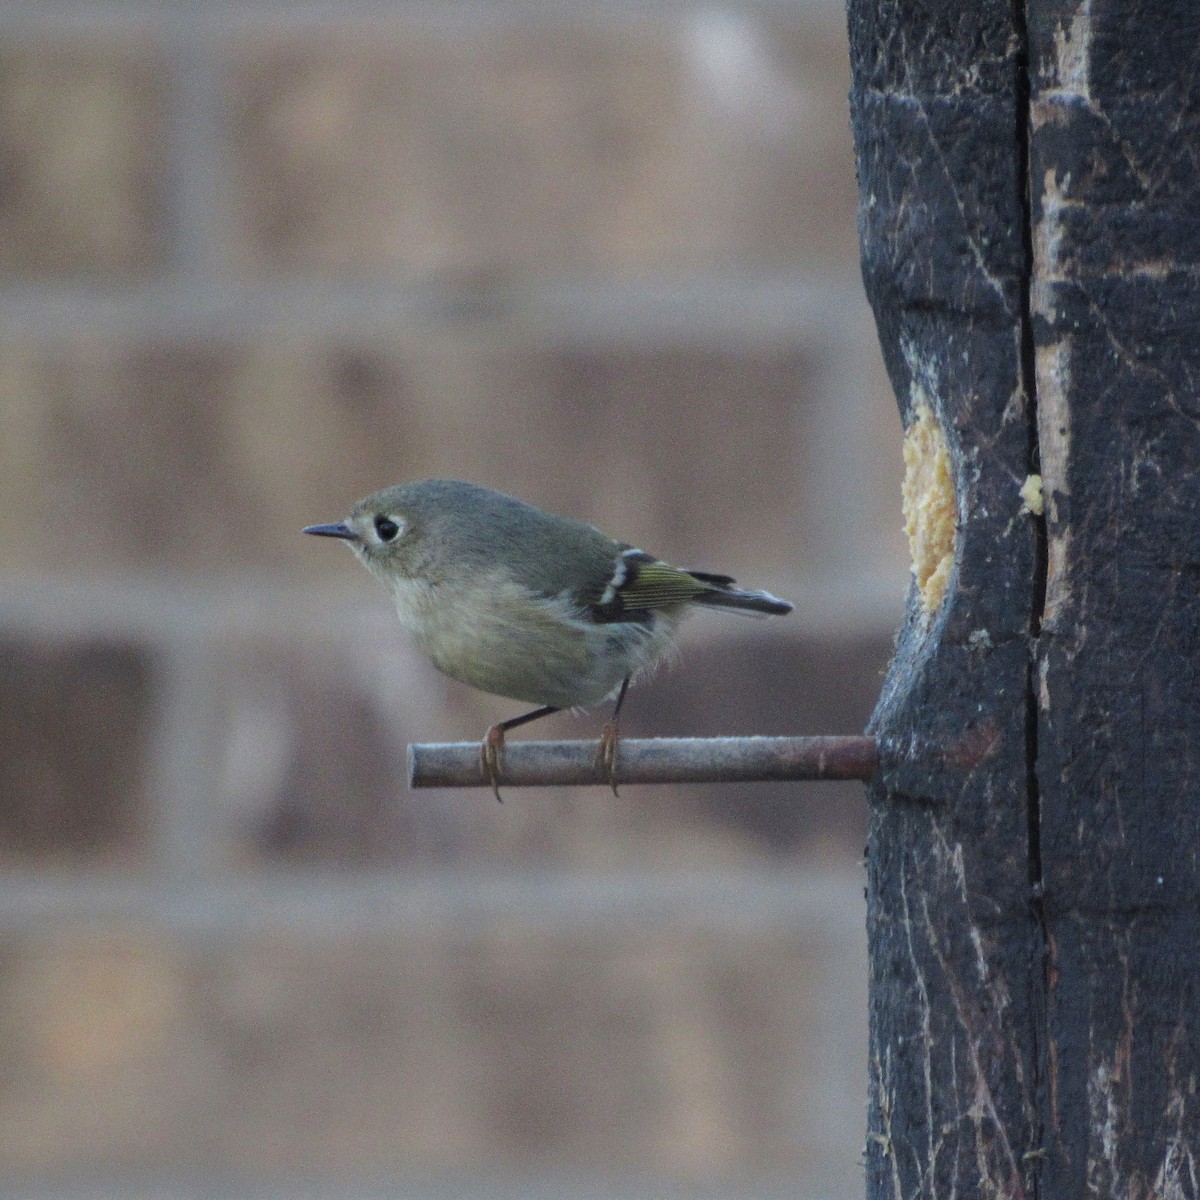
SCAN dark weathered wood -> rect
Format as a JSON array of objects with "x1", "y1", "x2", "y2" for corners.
[
  {"x1": 852, "y1": 0, "x2": 1200, "y2": 1195},
  {"x1": 1030, "y1": 2, "x2": 1200, "y2": 1194},
  {"x1": 847, "y1": 0, "x2": 1043, "y2": 1196}
]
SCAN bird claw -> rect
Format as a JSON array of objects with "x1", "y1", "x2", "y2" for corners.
[
  {"x1": 596, "y1": 721, "x2": 621, "y2": 797},
  {"x1": 481, "y1": 725, "x2": 506, "y2": 802}
]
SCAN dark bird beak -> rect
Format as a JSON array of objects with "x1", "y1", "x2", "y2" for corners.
[{"x1": 303, "y1": 522, "x2": 359, "y2": 541}]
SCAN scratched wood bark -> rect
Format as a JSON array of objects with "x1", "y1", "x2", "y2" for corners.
[
  {"x1": 847, "y1": 1, "x2": 1044, "y2": 1196},
  {"x1": 850, "y1": 0, "x2": 1200, "y2": 1197},
  {"x1": 1030, "y1": 2, "x2": 1200, "y2": 1196}
]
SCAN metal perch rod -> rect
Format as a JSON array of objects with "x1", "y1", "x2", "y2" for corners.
[{"x1": 409, "y1": 735, "x2": 879, "y2": 789}]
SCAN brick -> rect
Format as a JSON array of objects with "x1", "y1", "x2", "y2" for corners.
[
  {"x1": 0, "y1": 930, "x2": 187, "y2": 1168},
  {"x1": 540, "y1": 343, "x2": 833, "y2": 580},
  {"x1": 0, "y1": 907, "x2": 865, "y2": 1187},
  {"x1": 0, "y1": 39, "x2": 167, "y2": 275},
  {"x1": 209, "y1": 629, "x2": 439, "y2": 868},
  {"x1": 2, "y1": 333, "x2": 903, "y2": 581},
  {"x1": 0, "y1": 634, "x2": 155, "y2": 866},
  {"x1": 0, "y1": 339, "x2": 417, "y2": 574},
  {"x1": 228, "y1": 13, "x2": 859, "y2": 276},
  {"x1": 0, "y1": 338, "x2": 496, "y2": 573}
]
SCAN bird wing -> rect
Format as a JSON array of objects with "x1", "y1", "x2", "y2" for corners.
[{"x1": 588, "y1": 550, "x2": 713, "y2": 623}]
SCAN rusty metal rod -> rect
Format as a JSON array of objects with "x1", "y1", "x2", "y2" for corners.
[{"x1": 409, "y1": 735, "x2": 879, "y2": 789}]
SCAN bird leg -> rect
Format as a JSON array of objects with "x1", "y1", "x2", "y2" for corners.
[
  {"x1": 480, "y1": 727, "x2": 507, "y2": 803},
  {"x1": 480, "y1": 704, "x2": 559, "y2": 802},
  {"x1": 595, "y1": 677, "x2": 630, "y2": 797}
]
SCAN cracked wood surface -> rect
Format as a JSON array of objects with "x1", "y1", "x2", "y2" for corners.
[
  {"x1": 849, "y1": 2, "x2": 1042, "y2": 1196},
  {"x1": 1031, "y1": 1, "x2": 1200, "y2": 1196},
  {"x1": 850, "y1": 0, "x2": 1200, "y2": 1197}
]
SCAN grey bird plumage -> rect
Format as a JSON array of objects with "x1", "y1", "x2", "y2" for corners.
[{"x1": 304, "y1": 479, "x2": 793, "y2": 794}]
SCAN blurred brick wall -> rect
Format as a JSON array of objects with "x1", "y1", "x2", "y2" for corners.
[{"x1": 0, "y1": 2, "x2": 904, "y2": 1197}]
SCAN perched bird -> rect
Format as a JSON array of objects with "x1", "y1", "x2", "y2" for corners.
[{"x1": 304, "y1": 479, "x2": 793, "y2": 798}]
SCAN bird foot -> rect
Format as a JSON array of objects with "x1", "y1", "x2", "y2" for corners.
[
  {"x1": 481, "y1": 725, "x2": 506, "y2": 802},
  {"x1": 596, "y1": 721, "x2": 621, "y2": 797}
]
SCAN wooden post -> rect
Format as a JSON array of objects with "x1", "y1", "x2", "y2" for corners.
[
  {"x1": 849, "y1": 0, "x2": 1200, "y2": 1195},
  {"x1": 1030, "y1": 2, "x2": 1200, "y2": 1194}
]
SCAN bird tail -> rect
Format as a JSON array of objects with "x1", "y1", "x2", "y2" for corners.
[{"x1": 688, "y1": 571, "x2": 794, "y2": 616}]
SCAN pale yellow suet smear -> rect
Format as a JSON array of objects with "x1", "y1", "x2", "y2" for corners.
[
  {"x1": 902, "y1": 402, "x2": 956, "y2": 613},
  {"x1": 1020, "y1": 473, "x2": 1044, "y2": 516}
]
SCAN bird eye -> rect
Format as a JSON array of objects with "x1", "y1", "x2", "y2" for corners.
[{"x1": 374, "y1": 515, "x2": 401, "y2": 542}]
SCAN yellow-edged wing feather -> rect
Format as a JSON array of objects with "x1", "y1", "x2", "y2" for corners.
[{"x1": 610, "y1": 557, "x2": 709, "y2": 610}]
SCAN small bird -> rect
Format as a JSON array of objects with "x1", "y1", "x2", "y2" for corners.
[{"x1": 304, "y1": 480, "x2": 793, "y2": 798}]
